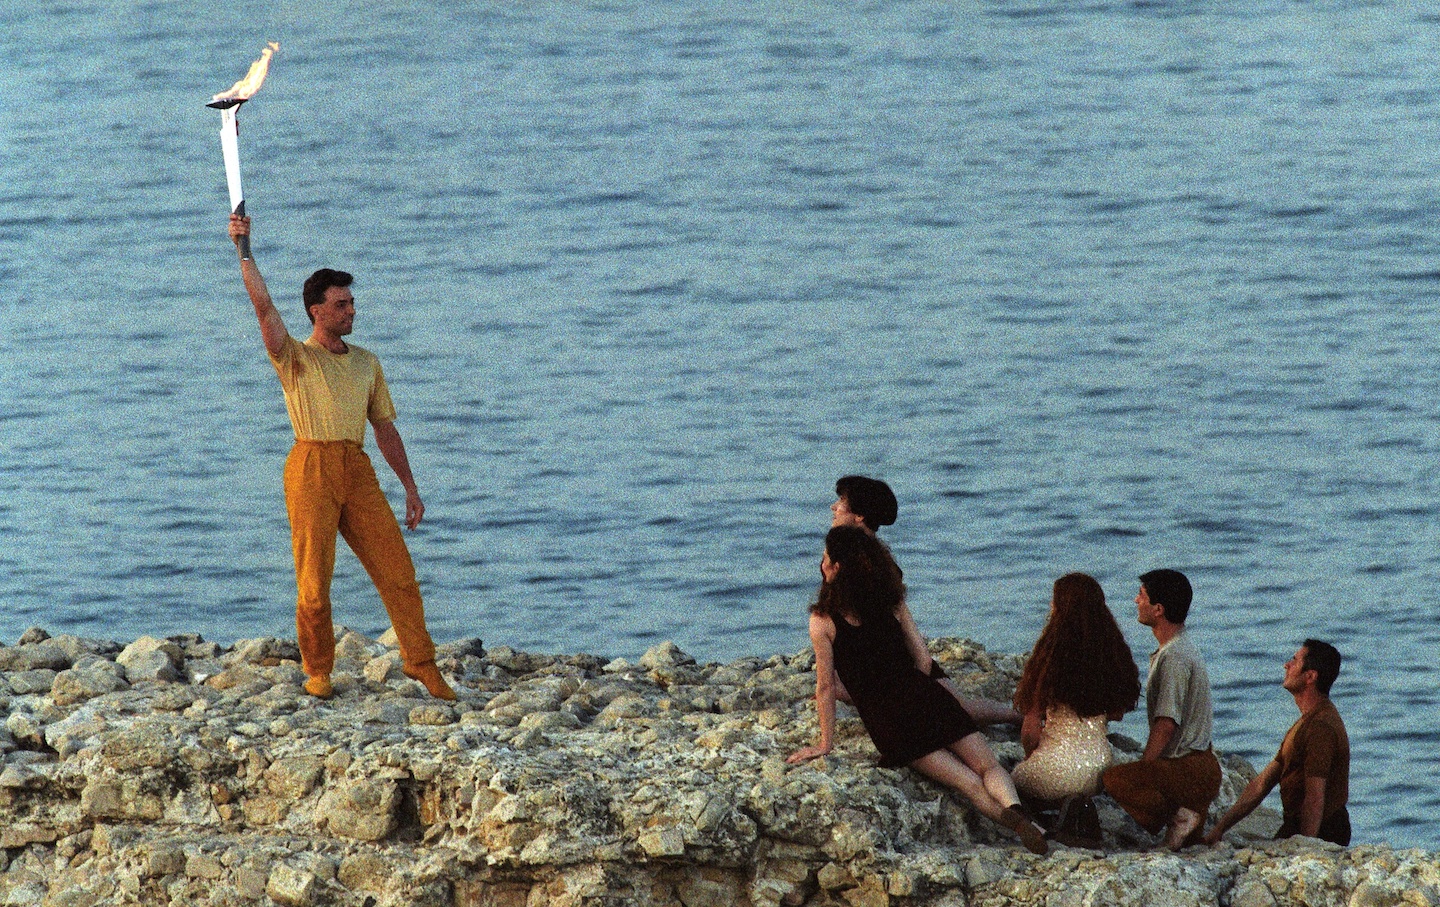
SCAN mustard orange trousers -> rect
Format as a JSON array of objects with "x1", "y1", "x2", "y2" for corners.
[{"x1": 284, "y1": 440, "x2": 436, "y2": 677}]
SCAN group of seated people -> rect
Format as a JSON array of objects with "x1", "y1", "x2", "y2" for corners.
[{"x1": 787, "y1": 476, "x2": 1352, "y2": 855}]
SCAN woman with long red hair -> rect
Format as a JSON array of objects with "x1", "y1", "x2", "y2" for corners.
[{"x1": 1011, "y1": 573, "x2": 1140, "y2": 837}]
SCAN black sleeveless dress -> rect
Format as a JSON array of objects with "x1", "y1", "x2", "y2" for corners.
[{"x1": 831, "y1": 610, "x2": 979, "y2": 767}]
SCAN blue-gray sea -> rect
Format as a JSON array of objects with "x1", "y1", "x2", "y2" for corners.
[{"x1": 2, "y1": 0, "x2": 1437, "y2": 849}]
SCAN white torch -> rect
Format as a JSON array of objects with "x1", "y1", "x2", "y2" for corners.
[{"x1": 207, "y1": 42, "x2": 279, "y2": 260}]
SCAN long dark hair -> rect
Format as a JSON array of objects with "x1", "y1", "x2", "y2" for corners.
[
  {"x1": 811, "y1": 525, "x2": 905, "y2": 624},
  {"x1": 1012, "y1": 573, "x2": 1140, "y2": 719}
]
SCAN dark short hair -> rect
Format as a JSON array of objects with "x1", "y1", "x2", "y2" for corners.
[
  {"x1": 835, "y1": 475, "x2": 898, "y2": 530},
  {"x1": 1139, "y1": 568, "x2": 1193, "y2": 624},
  {"x1": 1301, "y1": 639, "x2": 1342, "y2": 695},
  {"x1": 302, "y1": 268, "x2": 354, "y2": 324}
]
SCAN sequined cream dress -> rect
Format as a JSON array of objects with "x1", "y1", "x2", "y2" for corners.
[{"x1": 1011, "y1": 704, "x2": 1113, "y2": 801}]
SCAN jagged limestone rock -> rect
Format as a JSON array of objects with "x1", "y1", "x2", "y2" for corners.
[{"x1": 0, "y1": 634, "x2": 1432, "y2": 907}]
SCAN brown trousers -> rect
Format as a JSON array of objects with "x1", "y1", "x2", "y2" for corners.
[
  {"x1": 284, "y1": 440, "x2": 436, "y2": 677},
  {"x1": 1102, "y1": 748, "x2": 1222, "y2": 835}
]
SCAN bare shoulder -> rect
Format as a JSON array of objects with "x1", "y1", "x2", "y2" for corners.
[{"x1": 808, "y1": 612, "x2": 836, "y2": 642}]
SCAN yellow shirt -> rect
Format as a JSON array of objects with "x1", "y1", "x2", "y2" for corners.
[{"x1": 269, "y1": 335, "x2": 396, "y2": 444}]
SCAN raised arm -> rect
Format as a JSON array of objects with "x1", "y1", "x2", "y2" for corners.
[
  {"x1": 371, "y1": 418, "x2": 424, "y2": 530},
  {"x1": 228, "y1": 214, "x2": 289, "y2": 357},
  {"x1": 1203, "y1": 758, "x2": 1281, "y2": 844},
  {"x1": 897, "y1": 602, "x2": 1020, "y2": 726}
]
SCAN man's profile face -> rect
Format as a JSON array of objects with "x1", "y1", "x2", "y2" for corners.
[
  {"x1": 313, "y1": 286, "x2": 356, "y2": 336},
  {"x1": 1282, "y1": 646, "x2": 1311, "y2": 693},
  {"x1": 1135, "y1": 584, "x2": 1158, "y2": 627}
]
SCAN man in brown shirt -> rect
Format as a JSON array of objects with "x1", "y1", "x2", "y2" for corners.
[{"x1": 1203, "y1": 639, "x2": 1350, "y2": 845}]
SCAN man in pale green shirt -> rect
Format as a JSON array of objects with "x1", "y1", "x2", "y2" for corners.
[{"x1": 1102, "y1": 569, "x2": 1221, "y2": 850}]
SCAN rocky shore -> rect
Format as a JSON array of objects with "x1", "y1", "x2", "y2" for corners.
[{"x1": 0, "y1": 628, "x2": 1434, "y2": 907}]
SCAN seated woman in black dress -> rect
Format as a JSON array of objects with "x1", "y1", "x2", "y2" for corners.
[
  {"x1": 829, "y1": 475, "x2": 1021, "y2": 727},
  {"x1": 787, "y1": 525, "x2": 1048, "y2": 855}
]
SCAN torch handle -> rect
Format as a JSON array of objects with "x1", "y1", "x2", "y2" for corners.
[{"x1": 233, "y1": 200, "x2": 252, "y2": 260}]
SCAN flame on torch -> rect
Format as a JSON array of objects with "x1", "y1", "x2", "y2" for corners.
[
  {"x1": 208, "y1": 42, "x2": 278, "y2": 260},
  {"x1": 210, "y1": 41, "x2": 280, "y2": 108}
]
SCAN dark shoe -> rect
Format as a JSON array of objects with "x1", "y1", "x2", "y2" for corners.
[
  {"x1": 1051, "y1": 795, "x2": 1103, "y2": 848},
  {"x1": 1001, "y1": 806, "x2": 1050, "y2": 856},
  {"x1": 1075, "y1": 796, "x2": 1102, "y2": 842},
  {"x1": 1050, "y1": 796, "x2": 1079, "y2": 833}
]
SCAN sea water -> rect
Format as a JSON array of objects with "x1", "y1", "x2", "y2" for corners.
[{"x1": 1, "y1": 0, "x2": 1437, "y2": 848}]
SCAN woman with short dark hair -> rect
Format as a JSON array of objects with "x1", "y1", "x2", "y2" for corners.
[{"x1": 827, "y1": 476, "x2": 1021, "y2": 727}]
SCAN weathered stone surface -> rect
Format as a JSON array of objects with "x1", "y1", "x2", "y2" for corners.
[
  {"x1": 320, "y1": 778, "x2": 401, "y2": 842},
  {"x1": 6, "y1": 710, "x2": 44, "y2": 748},
  {"x1": 266, "y1": 755, "x2": 327, "y2": 800},
  {"x1": 116, "y1": 636, "x2": 183, "y2": 683},
  {"x1": 0, "y1": 640, "x2": 70, "y2": 672},
  {"x1": 51, "y1": 661, "x2": 129, "y2": 706},
  {"x1": 227, "y1": 636, "x2": 300, "y2": 666},
  {"x1": 267, "y1": 863, "x2": 318, "y2": 906},
  {"x1": 7, "y1": 668, "x2": 57, "y2": 695},
  {"x1": 0, "y1": 632, "x2": 1433, "y2": 907},
  {"x1": 365, "y1": 652, "x2": 405, "y2": 683},
  {"x1": 334, "y1": 628, "x2": 375, "y2": 660},
  {"x1": 410, "y1": 704, "x2": 459, "y2": 726}
]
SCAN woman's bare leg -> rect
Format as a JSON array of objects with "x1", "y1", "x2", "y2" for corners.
[
  {"x1": 951, "y1": 733, "x2": 1024, "y2": 811},
  {"x1": 909, "y1": 748, "x2": 1008, "y2": 821},
  {"x1": 913, "y1": 735, "x2": 1048, "y2": 855}
]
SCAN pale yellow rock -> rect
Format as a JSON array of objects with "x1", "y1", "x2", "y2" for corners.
[
  {"x1": 364, "y1": 653, "x2": 404, "y2": 683},
  {"x1": 0, "y1": 635, "x2": 1433, "y2": 907},
  {"x1": 319, "y1": 778, "x2": 400, "y2": 842},
  {"x1": 817, "y1": 861, "x2": 857, "y2": 890},
  {"x1": 1, "y1": 821, "x2": 58, "y2": 848},
  {"x1": 844, "y1": 876, "x2": 891, "y2": 907},
  {"x1": 639, "y1": 826, "x2": 685, "y2": 857},
  {"x1": 409, "y1": 704, "x2": 459, "y2": 726},
  {"x1": 338, "y1": 853, "x2": 393, "y2": 893},
  {"x1": 235, "y1": 865, "x2": 269, "y2": 900},
  {"x1": 145, "y1": 842, "x2": 186, "y2": 878},
  {"x1": 186, "y1": 853, "x2": 224, "y2": 880},
  {"x1": 267, "y1": 863, "x2": 318, "y2": 907},
  {"x1": 265, "y1": 756, "x2": 326, "y2": 800}
]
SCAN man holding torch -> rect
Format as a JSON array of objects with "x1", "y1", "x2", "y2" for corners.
[{"x1": 227, "y1": 213, "x2": 456, "y2": 702}]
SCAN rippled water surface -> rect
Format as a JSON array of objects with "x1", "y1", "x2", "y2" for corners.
[{"x1": 2, "y1": 1, "x2": 1438, "y2": 848}]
